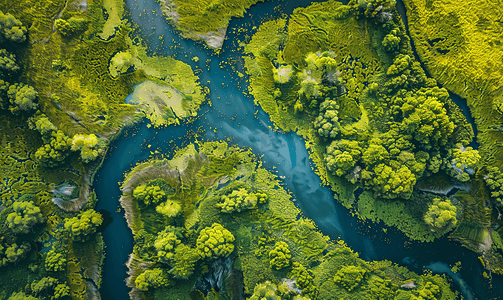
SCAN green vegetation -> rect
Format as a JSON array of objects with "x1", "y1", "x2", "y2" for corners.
[
  {"x1": 6, "y1": 195, "x2": 43, "y2": 234},
  {"x1": 242, "y1": 0, "x2": 492, "y2": 250},
  {"x1": 156, "y1": 0, "x2": 265, "y2": 49},
  {"x1": 269, "y1": 241, "x2": 291, "y2": 270},
  {"x1": 64, "y1": 209, "x2": 103, "y2": 242},
  {"x1": 119, "y1": 141, "x2": 458, "y2": 299},
  {"x1": 424, "y1": 198, "x2": 458, "y2": 229}
]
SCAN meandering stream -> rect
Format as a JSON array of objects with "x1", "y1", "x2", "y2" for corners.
[{"x1": 94, "y1": 0, "x2": 501, "y2": 299}]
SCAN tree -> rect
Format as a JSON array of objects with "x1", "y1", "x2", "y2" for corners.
[
  {"x1": 484, "y1": 166, "x2": 503, "y2": 207},
  {"x1": 133, "y1": 184, "x2": 166, "y2": 206},
  {"x1": 172, "y1": 243, "x2": 200, "y2": 278},
  {"x1": 64, "y1": 209, "x2": 103, "y2": 242},
  {"x1": 28, "y1": 113, "x2": 57, "y2": 142},
  {"x1": 399, "y1": 93, "x2": 454, "y2": 149},
  {"x1": 365, "y1": 276, "x2": 395, "y2": 300},
  {"x1": 0, "y1": 49, "x2": 19, "y2": 77},
  {"x1": 6, "y1": 196, "x2": 43, "y2": 234},
  {"x1": 0, "y1": 78, "x2": 9, "y2": 109},
  {"x1": 313, "y1": 98, "x2": 340, "y2": 139},
  {"x1": 3, "y1": 242, "x2": 31, "y2": 264},
  {"x1": 416, "y1": 282, "x2": 440, "y2": 300},
  {"x1": 45, "y1": 249, "x2": 66, "y2": 272},
  {"x1": 325, "y1": 139, "x2": 362, "y2": 177},
  {"x1": 71, "y1": 134, "x2": 101, "y2": 163},
  {"x1": 216, "y1": 188, "x2": 267, "y2": 213},
  {"x1": 248, "y1": 281, "x2": 312, "y2": 300},
  {"x1": 53, "y1": 284, "x2": 70, "y2": 300},
  {"x1": 362, "y1": 139, "x2": 389, "y2": 166},
  {"x1": 156, "y1": 200, "x2": 182, "y2": 217},
  {"x1": 7, "y1": 292, "x2": 38, "y2": 300},
  {"x1": 154, "y1": 226, "x2": 182, "y2": 264},
  {"x1": 135, "y1": 268, "x2": 169, "y2": 291},
  {"x1": 424, "y1": 198, "x2": 457, "y2": 229},
  {"x1": 447, "y1": 146, "x2": 480, "y2": 182},
  {"x1": 196, "y1": 223, "x2": 235, "y2": 259},
  {"x1": 289, "y1": 262, "x2": 316, "y2": 296},
  {"x1": 7, "y1": 83, "x2": 37, "y2": 113},
  {"x1": 382, "y1": 30, "x2": 401, "y2": 52},
  {"x1": 34, "y1": 130, "x2": 72, "y2": 168},
  {"x1": 269, "y1": 241, "x2": 291, "y2": 270},
  {"x1": 364, "y1": 161, "x2": 416, "y2": 199},
  {"x1": 55, "y1": 17, "x2": 88, "y2": 37},
  {"x1": 0, "y1": 11, "x2": 27, "y2": 43},
  {"x1": 30, "y1": 277, "x2": 58, "y2": 298},
  {"x1": 333, "y1": 265, "x2": 367, "y2": 291}
]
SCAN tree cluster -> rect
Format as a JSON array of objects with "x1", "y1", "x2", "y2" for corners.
[
  {"x1": 6, "y1": 194, "x2": 43, "y2": 234},
  {"x1": 269, "y1": 241, "x2": 291, "y2": 270},
  {"x1": 484, "y1": 166, "x2": 503, "y2": 208},
  {"x1": 196, "y1": 223, "x2": 235, "y2": 259},
  {"x1": 215, "y1": 188, "x2": 267, "y2": 213},
  {"x1": 133, "y1": 184, "x2": 166, "y2": 206},
  {"x1": 248, "y1": 281, "x2": 311, "y2": 300},
  {"x1": 424, "y1": 198, "x2": 457, "y2": 229},
  {"x1": 0, "y1": 11, "x2": 38, "y2": 114},
  {"x1": 333, "y1": 265, "x2": 367, "y2": 292},
  {"x1": 64, "y1": 209, "x2": 103, "y2": 242}
]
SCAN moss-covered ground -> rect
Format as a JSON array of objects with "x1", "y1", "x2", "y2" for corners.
[{"x1": 120, "y1": 140, "x2": 458, "y2": 299}]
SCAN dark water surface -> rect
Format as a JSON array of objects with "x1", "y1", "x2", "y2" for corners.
[{"x1": 94, "y1": 0, "x2": 502, "y2": 299}]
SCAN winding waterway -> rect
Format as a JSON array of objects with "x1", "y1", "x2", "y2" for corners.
[{"x1": 94, "y1": 1, "x2": 502, "y2": 299}]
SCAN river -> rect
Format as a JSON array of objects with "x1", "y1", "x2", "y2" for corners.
[{"x1": 94, "y1": 0, "x2": 501, "y2": 299}]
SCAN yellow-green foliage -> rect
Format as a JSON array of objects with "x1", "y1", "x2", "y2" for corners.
[
  {"x1": 268, "y1": 241, "x2": 291, "y2": 270},
  {"x1": 333, "y1": 265, "x2": 367, "y2": 291},
  {"x1": 135, "y1": 268, "x2": 169, "y2": 291},
  {"x1": 424, "y1": 198, "x2": 457, "y2": 229},
  {"x1": 215, "y1": 188, "x2": 267, "y2": 213},
  {"x1": 402, "y1": 0, "x2": 503, "y2": 168},
  {"x1": 133, "y1": 184, "x2": 166, "y2": 206},
  {"x1": 154, "y1": 226, "x2": 182, "y2": 264},
  {"x1": 64, "y1": 209, "x2": 103, "y2": 242},
  {"x1": 119, "y1": 141, "x2": 458, "y2": 298},
  {"x1": 45, "y1": 249, "x2": 67, "y2": 272},
  {"x1": 6, "y1": 198, "x2": 43, "y2": 234},
  {"x1": 156, "y1": 200, "x2": 182, "y2": 218},
  {"x1": 197, "y1": 223, "x2": 235, "y2": 259},
  {"x1": 172, "y1": 244, "x2": 200, "y2": 278},
  {"x1": 109, "y1": 51, "x2": 133, "y2": 78}
]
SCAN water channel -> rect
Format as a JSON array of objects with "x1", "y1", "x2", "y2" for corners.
[{"x1": 94, "y1": 0, "x2": 502, "y2": 299}]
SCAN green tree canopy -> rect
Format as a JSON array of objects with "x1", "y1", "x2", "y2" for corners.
[
  {"x1": 55, "y1": 17, "x2": 88, "y2": 37},
  {"x1": 313, "y1": 98, "x2": 340, "y2": 139},
  {"x1": 154, "y1": 226, "x2": 183, "y2": 264},
  {"x1": 28, "y1": 112, "x2": 57, "y2": 142},
  {"x1": 135, "y1": 268, "x2": 169, "y2": 291},
  {"x1": 45, "y1": 249, "x2": 67, "y2": 272},
  {"x1": 484, "y1": 166, "x2": 503, "y2": 207},
  {"x1": 447, "y1": 146, "x2": 480, "y2": 182},
  {"x1": 1, "y1": 242, "x2": 31, "y2": 266},
  {"x1": 363, "y1": 161, "x2": 416, "y2": 199},
  {"x1": 0, "y1": 11, "x2": 27, "y2": 43},
  {"x1": 133, "y1": 184, "x2": 166, "y2": 206},
  {"x1": 7, "y1": 83, "x2": 37, "y2": 113},
  {"x1": 424, "y1": 198, "x2": 457, "y2": 229},
  {"x1": 0, "y1": 49, "x2": 19, "y2": 77},
  {"x1": 216, "y1": 188, "x2": 267, "y2": 213},
  {"x1": 71, "y1": 134, "x2": 101, "y2": 163},
  {"x1": 7, "y1": 292, "x2": 38, "y2": 300},
  {"x1": 6, "y1": 195, "x2": 43, "y2": 234},
  {"x1": 269, "y1": 241, "x2": 291, "y2": 270},
  {"x1": 288, "y1": 262, "x2": 316, "y2": 296},
  {"x1": 34, "y1": 130, "x2": 72, "y2": 168},
  {"x1": 325, "y1": 139, "x2": 362, "y2": 177},
  {"x1": 64, "y1": 209, "x2": 103, "y2": 242},
  {"x1": 172, "y1": 243, "x2": 200, "y2": 278},
  {"x1": 156, "y1": 200, "x2": 182, "y2": 218},
  {"x1": 196, "y1": 223, "x2": 235, "y2": 259},
  {"x1": 333, "y1": 265, "x2": 367, "y2": 292}
]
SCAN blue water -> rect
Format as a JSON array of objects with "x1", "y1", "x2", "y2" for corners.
[{"x1": 94, "y1": 0, "x2": 502, "y2": 299}]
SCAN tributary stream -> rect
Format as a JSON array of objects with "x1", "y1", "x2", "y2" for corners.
[{"x1": 94, "y1": 0, "x2": 502, "y2": 299}]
